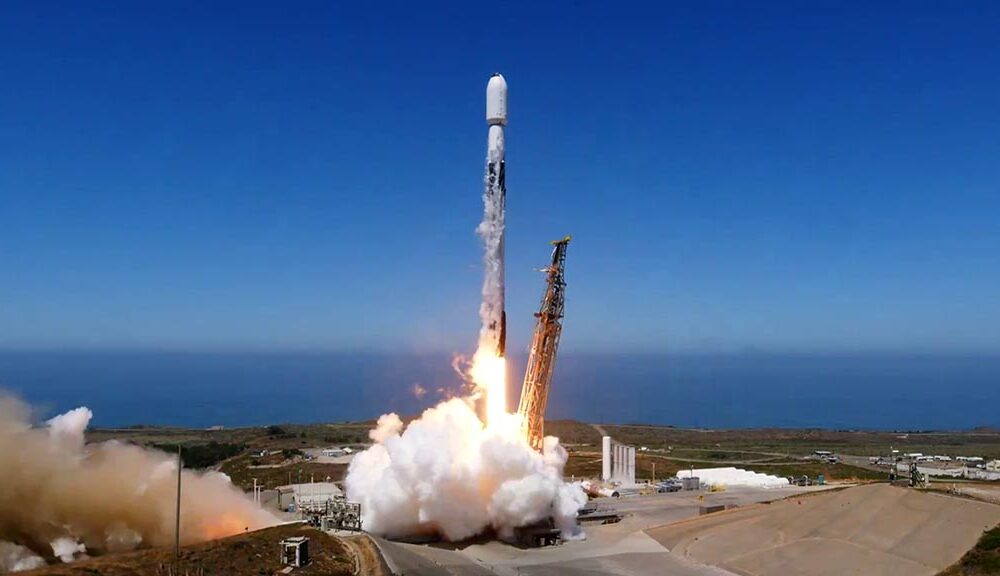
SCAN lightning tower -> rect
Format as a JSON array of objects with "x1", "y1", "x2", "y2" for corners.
[{"x1": 517, "y1": 236, "x2": 571, "y2": 450}]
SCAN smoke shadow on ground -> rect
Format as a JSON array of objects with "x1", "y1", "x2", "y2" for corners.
[{"x1": 385, "y1": 527, "x2": 541, "y2": 551}]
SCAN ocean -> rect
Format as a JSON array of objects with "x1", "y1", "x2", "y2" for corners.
[{"x1": 1, "y1": 350, "x2": 997, "y2": 431}]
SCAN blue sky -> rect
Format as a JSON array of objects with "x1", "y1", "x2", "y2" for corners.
[{"x1": 1, "y1": 1, "x2": 998, "y2": 354}]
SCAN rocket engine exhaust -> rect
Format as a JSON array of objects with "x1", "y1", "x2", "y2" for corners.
[
  {"x1": 475, "y1": 73, "x2": 509, "y2": 426},
  {"x1": 344, "y1": 74, "x2": 587, "y2": 543}
]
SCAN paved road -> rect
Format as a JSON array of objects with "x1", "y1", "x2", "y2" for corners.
[{"x1": 838, "y1": 453, "x2": 893, "y2": 474}]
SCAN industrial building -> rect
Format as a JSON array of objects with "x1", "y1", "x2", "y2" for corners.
[
  {"x1": 276, "y1": 482, "x2": 343, "y2": 512},
  {"x1": 677, "y1": 467, "x2": 788, "y2": 489},
  {"x1": 602, "y1": 436, "x2": 636, "y2": 486}
]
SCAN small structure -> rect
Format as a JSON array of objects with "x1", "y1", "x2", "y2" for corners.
[
  {"x1": 277, "y1": 482, "x2": 343, "y2": 512},
  {"x1": 320, "y1": 499, "x2": 362, "y2": 531},
  {"x1": 577, "y1": 503, "x2": 622, "y2": 525},
  {"x1": 280, "y1": 536, "x2": 310, "y2": 567},
  {"x1": 895, "y1": 461, "x2": 966, "y2": 479},
  {"x1": 699, "y1": 504, "x2": 727, "y2": 515},
  {"x1": 514, "y1": 518, "x2": 562, "y2": 547},
  {"x1": 677, "y1": 467, "x2": 788, "y2": 489}
]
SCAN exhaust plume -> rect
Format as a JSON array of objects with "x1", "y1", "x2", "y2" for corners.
[
  {"x1": 0, "y1": 543, "x2": 44, "y2": 573},
  {"x1": 0, "y1": 395, "x2": 277, "y2": 572},
  {"x1": 344, "y1": 73, "x2": 587, "y2": 544},
  {"x1": 345, "y1": 397, "x2": 587, "y2": 541}
]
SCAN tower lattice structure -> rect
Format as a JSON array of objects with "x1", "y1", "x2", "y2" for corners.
[{"x1": 517, "y1": 236, "x2": 570, "y2": 450}]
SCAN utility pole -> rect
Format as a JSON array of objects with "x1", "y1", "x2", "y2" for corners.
[{"x1": 175, "y1": 445, "x2": 182, "y2": 559}]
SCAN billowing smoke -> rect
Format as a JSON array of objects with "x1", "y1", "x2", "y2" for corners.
[
  {"x1": 344, "y1": 74, "x2": 586, "y2": 543},
  {"x1": 345, "y1": 398, "x2": 587, "y2": 541},
  {"x1": 0, "y1": 395, "x2": 277, "y2": 572},
  {"x1": 0, "y1": 543, "x2": 44, "y2": 573}
]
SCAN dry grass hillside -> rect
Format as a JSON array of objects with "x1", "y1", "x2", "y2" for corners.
[
  {"x1": 938, "y1": 525, "x2": 1000, "y2": 576},
  {"x1": 23, "y1": 525, "x2": 356, "y2": 576}
]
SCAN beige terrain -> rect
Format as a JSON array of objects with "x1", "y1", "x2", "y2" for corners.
[{"x1": 648, "y1": 484, "x2": 1000, "y2": 576}]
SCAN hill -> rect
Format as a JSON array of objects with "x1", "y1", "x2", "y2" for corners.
[{"x1": 23, "y1": 524, "x2": 361, "y2": 576}]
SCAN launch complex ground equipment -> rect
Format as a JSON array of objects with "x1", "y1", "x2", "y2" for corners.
[
  {"x1": 299, "y1": 497, "x2": 362, "y2": 532},
  {"x1": 517, "y1": 236, "x2": 570, "y2": 450},
  {"x1": 280, "y1": 536, "x2": 310, "y2": 568}
]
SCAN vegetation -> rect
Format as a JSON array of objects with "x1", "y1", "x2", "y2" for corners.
[
  {"x1": 564, "y1": 450, "x2": 884, "y2": 483},
  {"x1": 85, "y1": 418, "x2": 989, "y2": 490},
  {"x1": 939, "y1": 524, "x2": 1000, "y2": 575},
  {"x1": 743, "y1": 462, "x2": 885, "y2": 482},
  {"x1": 23, "y1": 525, "x2": 356, "y2": 576},
  {"x1": 151, "y1": 442, "x2": 244, "y2": 469},
  {"x1": 545, "y1": 420, "x2": 603, "y2": 446},
  {"x1": 600, "y1": 424, "x2": 1000, "y2": 461},
  {"x1": 218, "y1": 454, "x2": 348, "y2": 491}
]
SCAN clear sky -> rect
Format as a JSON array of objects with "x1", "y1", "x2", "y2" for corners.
[{"x1": 2, "y1": 1, "x2": 998, "y2": 355}]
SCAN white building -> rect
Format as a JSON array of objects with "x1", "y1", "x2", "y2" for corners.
[
  {"x1": 677, "y1": 467, "x2": 788, "y2": 489},
  {"x1": 601, "y1": 436, "x2": 636, "y2": 486},
  {"x1": 277, "y1": 482, "x2": 343, "y2": 511},
  {"x1": 896, "y1": 462, "x2": 967, "y2": 478}
]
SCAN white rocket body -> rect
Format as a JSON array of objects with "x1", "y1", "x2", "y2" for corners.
[
  {"x1": 482, "y1": 74, "x2": 507, "y2": 358},
  {"x1": 486, "y1": 74, "x2": 507, "y2": 126}
]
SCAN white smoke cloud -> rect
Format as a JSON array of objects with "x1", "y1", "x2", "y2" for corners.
[
  {"x1": 50, "y1": 537, "x2": 86, "y2": 563},
  {"x1": 0, "y1": 543, "x2": 44, "y2": 573},
  {"x1": 0, "y1": 395, "x2": 278, "y2": 572},
  {"x1": 345, "y1": 398, "x2": 587, "y2": 541},
  {"x1": 410, "y1": 383, "x2": 427, "y2": 400},
  {"x1": 46, "y1": 407, "x2": 92, "y2": 440}
]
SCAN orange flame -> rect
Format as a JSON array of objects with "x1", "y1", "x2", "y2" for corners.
[
  {"x1": 197, "y1": 514, "x2": 251, "y2": 541},
  {"x1": 470, "y1": 349, "x2": 507, "y2": 428}
]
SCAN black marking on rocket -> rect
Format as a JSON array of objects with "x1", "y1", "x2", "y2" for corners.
[
  {"x1": 499, "y1": 310, "x2": 506, "y2": 357},
  {"x1": 487, "y1": 159, "x2": 507, "y2": 358},
  {"x1": 487, "y1": 160, "x2": 506, "y2": 199}
]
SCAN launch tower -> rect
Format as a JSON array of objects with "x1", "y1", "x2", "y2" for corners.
[{"x1": 517, "y1": 236, "x2": 571, "y2": 450}]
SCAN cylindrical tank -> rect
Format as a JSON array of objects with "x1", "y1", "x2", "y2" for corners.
[
  {"x1": 488, "y1": 125, "x2": 504, "y2": 161},
  {"x1": 602, "y1": 436, "x2": 612, "y2": 481}
]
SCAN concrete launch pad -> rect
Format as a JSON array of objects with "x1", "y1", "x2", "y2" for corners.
[
  {"x1": 647, "y1": 483, "x2": 1000, "y2": 576},
  {"x1": 372, "y1": 485, "x2": 831, "y2": 575},
  {"x1": 372, "y1": 484, "x2": 1000, "y2": 575}
]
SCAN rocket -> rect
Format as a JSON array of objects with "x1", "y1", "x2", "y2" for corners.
[{"x1": 484, "y1": 73, "x2": 507, "y2": 358}]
